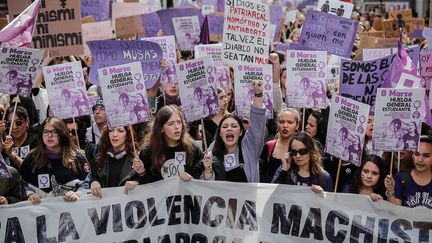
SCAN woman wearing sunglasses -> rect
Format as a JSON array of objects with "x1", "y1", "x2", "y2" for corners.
[
  {"x1": 90, "y1": 126, "x2": 145, "y2": 197},
  {"x1": 1, "y1": 106, "x2": 39, "y2": 168},
  {"x1": 273, "y1": 132, "x2": 333, "y2": 192},
  {"x1": 19, "y1": 117, "x2": 91, "y2": 205}
]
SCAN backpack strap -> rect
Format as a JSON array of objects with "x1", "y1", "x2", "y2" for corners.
[{"x1": 267, "y1": 139, "x2": 277, "y2": 161}]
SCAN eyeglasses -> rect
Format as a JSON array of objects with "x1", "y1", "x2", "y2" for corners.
[
  {"x1": 6, "y1": 119, "x2": 24, "y2": 127},
  {"x1": 68, "y1": 129, "x2": 77, "y2": 136},
  {"x1": 289, "y1": 148, "x2": 309, "y2": 156},
  {"x1": 42, "y1": 130, "x2": 59, "y2": 137}
]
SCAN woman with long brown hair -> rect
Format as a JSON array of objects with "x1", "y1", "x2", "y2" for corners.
[
  {"x1": 138, "y1": 105, "x2": 203, "y2": 183},
  {"x1": 90, "y1": 125, "x2": 144, "y2": 197},
  {"x1": 273, "y1": 132, "x2": 333, "y2": 192},
  {"x1": 19, "y1": 117, "x2": 90, "y2": 204}
]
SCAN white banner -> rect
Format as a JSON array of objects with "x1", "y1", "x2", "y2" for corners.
[
  {"x1": 173, "y1": 16, "x2": 201, "y2": 51},
  {"x1": 1, "y1": 179, "x2": 431, "y2": 242}
]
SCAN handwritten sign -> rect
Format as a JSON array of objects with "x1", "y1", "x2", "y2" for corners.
[{"x1": 299, "y1": 10, "x2": 358, "y2": 58}]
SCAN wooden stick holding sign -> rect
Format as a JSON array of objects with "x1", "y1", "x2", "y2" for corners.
[
  {"x1": 334, "y1": 159, "x2": 342, "y2": 193},
  {"x1": 72, "y1": 117, "x2": 80, "y2": 149},
  {"x1": 8, "y1": 102, "x2": 18, "y2": 137},
  {"x1": 200, "y1": 119, "x2": 208, "y2": 153},
  {"x1": 302, "y1": 108, "x2": 306, "y2": 132},
  {"x1": 389, "y1": 151, "x2": 394, "y2": 175},
  {"x1": 128, "y1": 124, "x2": 137, "y2": 157}
]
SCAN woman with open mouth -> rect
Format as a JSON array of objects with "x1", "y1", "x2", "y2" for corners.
[{"x1": 200, "y1": 80, "x2": 266, "y2": 182}]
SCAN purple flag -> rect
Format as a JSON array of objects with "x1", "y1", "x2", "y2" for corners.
[
  {"x1": 199, "y1": 16, "x2": 210, "y2": 45},
  {"x1": 382, "y1": 39, "x2": 432, "y2": 127},
  {"x1": 0, "y1": 0, "x2": 40, "y2": 48}
]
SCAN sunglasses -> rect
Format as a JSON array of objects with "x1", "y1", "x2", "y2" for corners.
[
  {"x1": 6, "y1": 119, "x2": 24, "y2": 127},
  {"x1": 68, "y1": 129, "x2": 77, "y2": 136},
  {"x1": 289, "y1": 148, "x2": 309, "y2": 156}
]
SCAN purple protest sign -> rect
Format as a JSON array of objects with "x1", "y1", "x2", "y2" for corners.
[
  {"x1": 270, "y1": 5, "x2": 284, "y2": 41},
  {"x1": 286, "y1": 50, "x2": 329, "y2": 109},
  {"x1": 98, "y1": 62, "x2": 150, "y2": 128},
  {"x1": 80, "y1": 0, "x2": 111, "y2": 21},
  {"x1": 141, "y1": 36, "x2": 177, "y2": 84},
  {"x1": 43, "y1": 61, "x2": 90, "y2": 119},
  {"x1": 420, "y1": 50, "x2": 432, "y2": 105},
  {"x1": 157, "y1": 9, "x2": 204, "y2": 36},
  {"x1": 325, "y1": 95, "x2": 370, "y2": 166},
  {"x1": 274, "y1": 43, "x2": 290, "y2": 53},
  {"x1": 339, "y1": 54, "x2": 400, "y2": 114},
  {"x1": 207, "y1": 14, "x2": 224, "y2": 41},
  {"x1": 172, "y1": 16, "x2": 201, "y2": 51},
  {"x1": 234, "y1": 63, "x2": 273, "y2": 119},
  {"x1": 208, "y1": 65, "x2": 231, "y2": 90},
  {"x1": 176, "y1": 56, "x2": 219, "y2": 122},
  {"x1": 88, "y1": 40, "x2": 163, "y2": 88},
  {"x1": 141, "y1": 12, "x2": 162, "y2": 37},
  {"x1": 372, "y1": 88, "x2": 425, "y2": 152},
  {"x1": 0, "y1": 154, "x2": 11, "y2": 178},
  {"x1": 299, "y1": 10, "x2": 359, "y2": 58},
  {"x1": 0, "y1": 47, "x2": 44, "y2": 96},
  {"x1": 195, "y1": 44, "x2": 223, "y2": 66}
]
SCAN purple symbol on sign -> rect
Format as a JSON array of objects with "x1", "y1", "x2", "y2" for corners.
[
  {"x1": 208, "y1": 76, "x2": 214, "y2": 83},
  {"x1": 168, "y1": 45, "x2": 174, "y2": 51},
  {"x1": 357, "y1": 126, "x2": 364, "y2": 134},
  {"x1": 238, "y1": 66, "x2": 243, "y2": 71},
  {"x1": 265, "y1": 75, "x2": 271, "y2": 82},
  {"x1": 403, "y1": 79, "x2": 414, "y2": 87},
  {"x1": 169, "y1": 53, "x2": 175, "y2": 58},
  {"x1": 32, "y1": 58, "x2": 39, "y2": 65},
  {"x1": 102, "y1": 69, "x2": 107, "y2": 75},
  {"x1": 134, "y1": 73, "x2": 142, "y2": 81},
  {"x1": 136, "y1": 83, "x2": 144, "y2": 90},
  {"x1": 265, "y1": 84, "x2": 271, "y2": 90},
  {"x1": 76, "y1": 72, "x2": 84, "y2": 86},
  {"x1": 412, "y1": 111, "x2": 420, "y2": 119},
  {"x1": 413, "y1": 100, "x2": 421, "y2": 110},
  {"x1": 226, "y1": 156, "x2": 234, "y2": 166},
  {"x1": 318, "y1": 61, "x2": 325, "y2": 69},
  {"x1": 175, "y1": 154, "x2": 184, "y2": 163},
  {"x1": 206, "y1": 66, "x2": 213, "y2": 74},
  {"x1": 318, "y1": 71, "x2": 325, "y2": 78},
  {"x1": 46, "y1": 68, "x2": 51, "y2": 74},
  {"x1": 359, "y1": 115, "x2": 366, "y2": 125}
]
